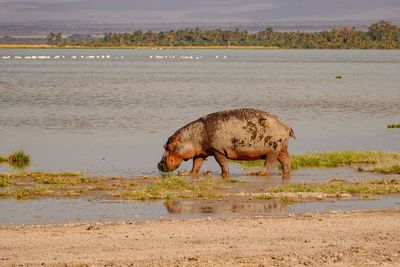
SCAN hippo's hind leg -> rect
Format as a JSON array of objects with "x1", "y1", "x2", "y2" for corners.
[
  {"x1": 213, "y1": 151, "x2": 230, "y2": 178},
  {"x1": 261, "y1": 151, "x2": 279, "y2": 176},
  {"x1": 278, "y1": 146, "x2": 291, "y2": 179},
  {"x1": 189, "y1": 156, "x2": 206, "y2": 176}
]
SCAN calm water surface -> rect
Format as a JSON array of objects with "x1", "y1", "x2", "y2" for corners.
[
  {"x1": 1, "y1": 196, "x2": 400, "y2": 225},
  {"x1": 1, "y1": 49, "x2": 399, "y2": 176}
]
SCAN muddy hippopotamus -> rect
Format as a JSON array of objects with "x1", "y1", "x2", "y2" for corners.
[{"x1": 157, "y1": 108, "x2": 295, "y2": 178}]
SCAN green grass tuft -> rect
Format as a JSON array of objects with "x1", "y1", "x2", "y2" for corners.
[
  {"x1": 0, "y1": 156, "x2": 7, "y2": 164},
  {"x1": 251, "y1": 194, "x2": 297, "y2": 203},
  {"x1": 359, "y1": 164, "x2": 400, "y2": 174},
  {"x1": 267, "y1": 179, "x2": 400, "y2": 195},
  {"x1": 238, "y1": 150, "x2": 400, "y2": 174},
  {"x1": 30, "y1": 172, "x2": 97, "y2": 185},
  {"x1": 387, "y1": 123, "x2": 400, "y2": 128},
  {"x1": 113, "y1": 175, "x2": 223, "y2": 200},
  {"x1": 291, "y1": 151, "x2": 390, "y2": 169},
  {"x1": 0, "y1": 186, "x2": 51, "y2": 199},
  {"x1": 4, "y1": 150, "x2": 31, "y2": 169},
  {"x1": 0, "y1": 178, "x2": 9, "y2": 187}
]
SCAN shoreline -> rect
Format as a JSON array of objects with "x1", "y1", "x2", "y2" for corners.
[
  {"x1": 0, "y1": 44, "x2": 278, "y2": 49},
  {"x1": 1, "y1": 209, "x2": 399, "y2": 266},
  {"x1": 0, "y1": 208, "x2": 397, "y2": 229},
  {"x1": 1, "y1": 44, "x2": 400, "y2": 50}
]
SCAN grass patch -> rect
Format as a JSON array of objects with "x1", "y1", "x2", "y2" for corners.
[
  {"x1": 387, "y1": 123, "x2": 400, "y2": 128},
  {"x1": 31, "y1": 173, "x2": 97, "y2": 185},
  {"x1": 251, "y1": 194, "x2": 297, "y2": 203},
  {"x1": 0, "y1": 44, "x2": 53, "y2": 49},
  {"x1": 0, "y1": 171, "x2": 104, "y2": 199},
  {"x1": 0, "y1": 150, "x2": 31, "y2": 169},
  {"x1": 7, "y1": 150, "x2": 31, "y2": 168},
  {"x1": 238, "y1": 150, "x2": 400, "y2": 174},
  {"x1": 359, "y1": 164, "x2": 400, "y2": 174},
  {"x1": 113, "y1": 175, "x2": 223, "y2": 200},
  {"x1": 195, "y1": 191, "x2": 225, "y2": 198},
  {"x1": 0, "y1": 156, "x2": 7, "y2": 164},
  {"x1": 267, "y1": 179, "x2": 400, "y2": 195},
  {"x1": 0, "y1": 178, "x2": 9, "y2": 187},
  {"x1": 0, "y1": 171, "x2": 93, "y2": 183},
  {"x1": 0, "y1": 186, "x2": 51, "y2": 199},
  {"x1": 1, "y1": 168, "x2": 398, "y2": 201}
]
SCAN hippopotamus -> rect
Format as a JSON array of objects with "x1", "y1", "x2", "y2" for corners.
[{"x1": 157, "y1": 108, "x2": 295, "y2": 178}]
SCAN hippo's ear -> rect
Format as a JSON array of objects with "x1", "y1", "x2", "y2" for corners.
[
  {"x1": 166, "y1": 134, "x2": 182, "y2": 151},
  {"x1": 166, "y1": 143, "x2": 174, "y2": 151},
  {"x1": 173, "y1": 134, "x2": 182, "y2": 142}
]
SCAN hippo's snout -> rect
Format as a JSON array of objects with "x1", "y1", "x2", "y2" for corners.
[
  {"x1": 158, "y1": 157, "x2": 180, "y2": 173},
  {"x1": 158, "y1": 161, "x2": 167, "y2": 172}
]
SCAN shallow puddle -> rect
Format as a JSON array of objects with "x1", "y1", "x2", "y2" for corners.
[{"x1": 1, "y1": 195, "x2": 399, "y2": 225}]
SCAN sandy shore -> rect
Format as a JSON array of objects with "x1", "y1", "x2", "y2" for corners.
[{"x1": 1, "y1": 210, "x2": 399, "y2": 266}]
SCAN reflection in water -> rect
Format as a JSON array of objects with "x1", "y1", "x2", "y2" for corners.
[
  {"x1": 164, "y1": 199, "x2": 288, "y2": 216},
  {"x1": 0, "y1": 196, "x2": 399, "y2": 225}
]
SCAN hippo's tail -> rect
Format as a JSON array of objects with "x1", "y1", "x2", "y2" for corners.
[{"x1": 289, "y1": 128, "x2": 296, "y2": 139}]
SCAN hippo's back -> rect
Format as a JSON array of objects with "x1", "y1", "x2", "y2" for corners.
[{"x1": 201, "y1": 108, "x2": 292, "y2": 158}]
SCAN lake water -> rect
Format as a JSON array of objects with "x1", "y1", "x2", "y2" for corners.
[
  {"x1": 2, "y1": 196, "x2": 400, "y2": 225},
  {"x1": 1, "y1": 49, "x2": 400, "y2": 177}
]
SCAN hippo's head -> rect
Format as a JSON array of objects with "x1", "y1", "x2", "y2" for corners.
[{"x1": 158, "y1": 134, "x2": 195, "y2": 172}]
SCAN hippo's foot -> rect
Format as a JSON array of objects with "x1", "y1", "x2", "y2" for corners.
[
  {"x1": 221, "y1": 172, "x2": 230, "y2": 178},
  {"x1": 202, "y1": 170, "x2": 211, "y2": 176},
  {"x1": 282, "y1": 172, "x2": 291, "y2": 179},
  {"x1": 189, "y1": 171, "x2": 200, "y2": 177},
  {"x1": 177, "y1": 170, "x2": 191, "y2": 176},
  {"x1": 178, "y1": 170, "x2": 201, "y2": 177}
]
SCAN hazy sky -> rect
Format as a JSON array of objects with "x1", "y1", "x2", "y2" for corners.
[{"x1": 0, "y1": 0, "x2": 399, "y2": 24}]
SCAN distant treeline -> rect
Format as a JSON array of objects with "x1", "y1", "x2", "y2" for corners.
[{"x1": 46, "y1": 20, "x2": 399, "y2": 49}]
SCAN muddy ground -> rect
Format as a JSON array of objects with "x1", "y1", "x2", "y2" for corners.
[{"x1": 1, "y1": 210, "x2": 399, "y2": 266}]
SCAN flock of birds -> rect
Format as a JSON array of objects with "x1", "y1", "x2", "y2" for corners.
[
  {"x1": 1, "y1": 55, "x2": 122, "y2": 60},
  {"x1": 149, "y1": 55, "x2": 228, "y2": 60},
  {"x1": 0, "y1": 54, "x2": 228, "y2": 61}
]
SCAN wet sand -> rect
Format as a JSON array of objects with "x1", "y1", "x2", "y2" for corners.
[{"x1": 1, "y1": 210, "x2": 399, "y2": 266}]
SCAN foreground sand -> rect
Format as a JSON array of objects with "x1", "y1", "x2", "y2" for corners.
[{"x1": 1, "y1": 210, "x2": 399, "y2": 266}]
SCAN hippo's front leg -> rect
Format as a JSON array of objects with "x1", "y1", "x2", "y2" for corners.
[
  {"x1": 189, "y1": 156, "x2": 206, "y2": 176},
  {"x1": 213, "y1": 151, "x2": 230, "y2": 177}
]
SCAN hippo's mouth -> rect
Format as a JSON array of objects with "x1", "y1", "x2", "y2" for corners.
[{"x1": 157, "y1": 161, "x2": 178, "y2": 172}]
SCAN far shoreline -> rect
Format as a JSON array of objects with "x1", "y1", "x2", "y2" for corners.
[
  {"x1": 0, "y1": 44, "x2": 277, "y2": 49},
  {"x1": 1, "y1": 44, "x2": 399, "y2": 50}
]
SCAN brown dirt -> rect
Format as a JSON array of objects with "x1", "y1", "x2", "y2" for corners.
[{"x1": 1, "y1": 210, "x2": 399, "y2": 266}]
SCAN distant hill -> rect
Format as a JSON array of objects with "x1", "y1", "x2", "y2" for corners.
[{"x1": 2, "y1": 19, "x2": 397, "y2": 37}]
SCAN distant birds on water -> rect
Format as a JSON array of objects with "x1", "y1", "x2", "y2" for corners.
[
  {"x1": 1, "y1": 54, "x2": 228, "y2": 61},
  {"x1": 150, "y1": 55, "x2": 203, "y2": 60},
  {"x1": 0, "y1": 55, "x2": 122, "y2": 60},
  {"x1": 148, "y1": 55, "x2": 228, "y2": 61}
]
